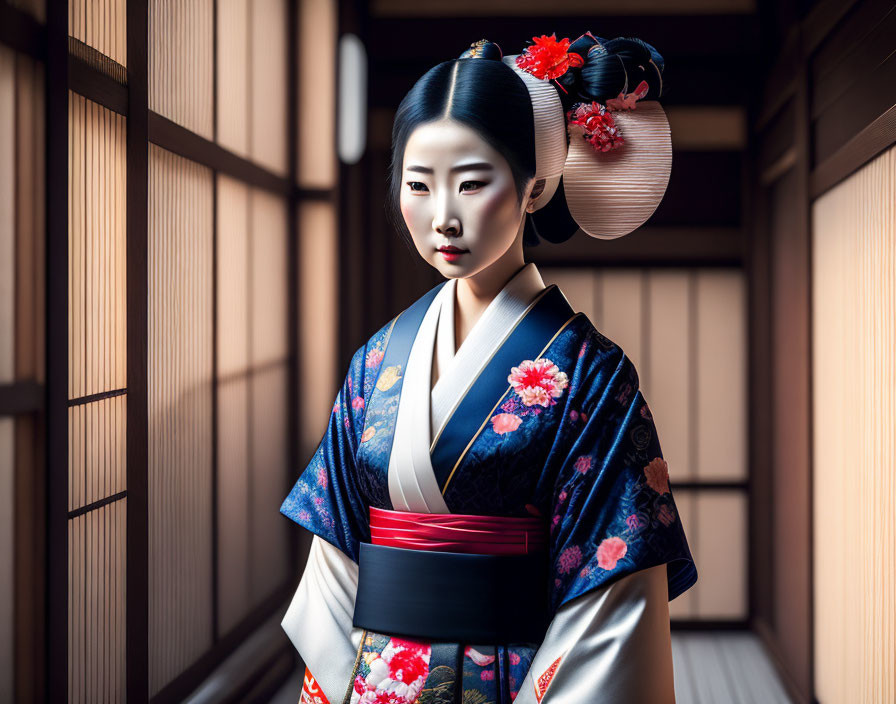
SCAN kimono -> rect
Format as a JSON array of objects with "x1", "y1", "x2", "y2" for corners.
[{"x1": 280, "y1": 262, "x2": 697, "y2": 704}]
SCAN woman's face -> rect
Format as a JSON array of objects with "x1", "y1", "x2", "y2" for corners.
[{"x1": 399, "y1": 118, "x2": 533, "y2": 279}]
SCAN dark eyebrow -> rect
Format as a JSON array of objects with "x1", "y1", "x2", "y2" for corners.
[{"x1": 406, "y1": 162, "x2": 495, "y2": 174}]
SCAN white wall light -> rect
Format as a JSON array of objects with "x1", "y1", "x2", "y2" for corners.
[{"x1": 337, "y1": 33, "x2": 367, "y2": 165}]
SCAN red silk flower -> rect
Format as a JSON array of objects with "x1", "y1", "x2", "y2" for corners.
[
  {"x1": 567, "y1": 101, "x2": 625, "y2": 152},
  {"x1": 515, "y1": 33, "x2": 584, "y2": 81}
]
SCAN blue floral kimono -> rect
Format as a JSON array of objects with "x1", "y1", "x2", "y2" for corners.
[{"x1": 280, "y1": 263, "x2": 697, "y2": 704}]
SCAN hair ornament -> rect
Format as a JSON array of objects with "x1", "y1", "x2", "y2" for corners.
[
  {"x1": 515, "y1": 34, "x2": 584, "y2": 90},
  {"x1": 460, "y1": 39, "x2": 504, "y2": 61},
  {"x1": 566, "y1": 79, "x2": 650, "y2": 155},
  {"x1": 455, "y1": 31, "x2": 673, "y2": 241},
  {"x1": 566, "y1": 101, "x2": 624, "y2": 152},
  {"x1": 513, "y1": 32, "x2": 672, "y2": 239},
  {"x1": 605, "y1": 79, "x2": 650, "y2": 111}
]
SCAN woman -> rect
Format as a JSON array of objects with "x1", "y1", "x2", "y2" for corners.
[{"x1": 281, "y1": 32, "x2": 697, "y2": 704}]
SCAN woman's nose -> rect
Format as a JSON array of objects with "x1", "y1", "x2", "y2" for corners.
[
  {"x1": 433, "y1": 192, "x2": 461, "y2": 236},
  {"x1": 435, "y1": 219, "x2": 461, "y2": 236}
]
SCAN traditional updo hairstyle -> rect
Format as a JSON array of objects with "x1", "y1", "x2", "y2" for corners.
[{"x1": 386, "y1": 33, "x2": 669, "y2": 248}]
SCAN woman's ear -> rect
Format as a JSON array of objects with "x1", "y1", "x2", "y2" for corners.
[{"x1": 525, "y1": 178, "x2": 546, "y2": 213}]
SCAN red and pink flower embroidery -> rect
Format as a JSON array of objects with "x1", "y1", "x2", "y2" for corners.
[
  {"x1": 596, "y1": 536, "x2": 627, "y2": 570},
  {"x1": 557, "y1": 545, "x2": 583, "y2": 574},
  {"x1": 491, "y1": 412, "x2": 523, "y2": 434},
  {"x1": 573, "y1": 455, "x2": 592, "y2": 474},
  {"x1": 351, "y1": 637, "x2": 431, "y2": 704},
  {"x1": 507, "y1": 358, "x2": 569, "y2": 407},
  {"x1": 365, "y1": 347, "x2": 384, "y2": 368}
]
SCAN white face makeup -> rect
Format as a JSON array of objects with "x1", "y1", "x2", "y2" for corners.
[{"x1": 399, "y1": 118, "x2": 534, "y2": 280}]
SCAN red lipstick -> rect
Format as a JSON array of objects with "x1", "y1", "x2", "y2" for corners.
[{"x1": 437, "y1": 245, "x2": 468, "y2": 262}]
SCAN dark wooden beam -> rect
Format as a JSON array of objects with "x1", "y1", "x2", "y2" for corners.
[
  {"x1": 0, "y1": 2, "x2": 46, "y2": 59},
  {"x1": 529, "y1": 226, "x2": 744, "y2": 267},
  {"x1": 68, "y1": 53, "x2": 128, "y2": 116},
  {"x1": 811, "y1": 102, "x2": 896, "y2": 198},
  {"x1": 367, "y1": 14, "x2": 761, "y2": 62},
  {"x1": 45, "y1": 0, "x2": 68, "y2": 700},
  {"x1": 0, "y1": 381, "x2": 44, "y2": 415},
  {"x1": 126, "y1": 0, "x2": 150, "y2": 699}
]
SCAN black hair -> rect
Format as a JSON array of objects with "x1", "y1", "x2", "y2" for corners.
[{"x1": 386, "y1": 34, "x2": 666, "y2": 248}]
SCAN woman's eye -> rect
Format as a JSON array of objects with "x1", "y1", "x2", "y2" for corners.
[
  {"x1": 460, "y1": 181, "x2": 485, "y2": 192},
  {"x1": 406, "y1": 181, "x2": 429, "y2": 193}
]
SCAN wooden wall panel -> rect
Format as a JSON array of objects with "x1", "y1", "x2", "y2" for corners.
[
  {"x1": 147, "y1": 144, "x2": 214, "y2": 695},
  {"x1": 216, "y1": 0, "x2": 250, "y2": 158},
  {"x1": 647, "y1": 271, "x2": 692, "y2": 480},
  {"x1": 69, "y1": 0, "x2": 127, "y2": 65},
  {"x1": 811, "y1": 143, "x2": 895, "y2": 703},
  {"x1": 0, "y1": 47, "x2": 15, "y2": 386},
  {"x1": 0, "y1": 417, "x2": 12, "y2": 701},
  {"x1": 695, "y1": 270, "x2": 747, "y2": 481},
  {"x1": 68, "y1": 500, "x2": 126, "y2": 703},
  {"x1": 297, "y1": 200, "x2": 338, "y2": 458},
  {"x1": 149, "y1": 0, "x2": 214, "y2": 140},
  {"x1": 68, "y1": 396, "x2": 126, "y2": 511},
  {"x1": 768, "y1": 165, "x2": 811, "y2": 695},
  {"x1": 68, "y1": 92, "x2": 126, "y2": 401},
  {"x1": 249, "y1": 0, "x2": 289, "y2": 177},
  {"x1": 297, "y1": 0, "x2": 337, "y2": 188}
]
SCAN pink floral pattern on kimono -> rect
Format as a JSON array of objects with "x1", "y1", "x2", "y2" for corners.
[
  {"x1": 507, "y1": 358, "x2": 569, "y2": 407},
  {"x1": 350, "y1": 636, "x2": 431, "y2": 704}
]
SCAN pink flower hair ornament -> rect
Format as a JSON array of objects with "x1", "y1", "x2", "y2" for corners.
[
  {"x1": 565, "y1": 78, "x2": 651, "y2": 153},
  {"x1": 515, "y1": 32, "x2": 653, "y2": 154}
]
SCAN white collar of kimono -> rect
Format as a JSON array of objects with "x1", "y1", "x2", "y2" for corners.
[{"x1": 387, "y1": 262, "x2": 547, "y2": 513}]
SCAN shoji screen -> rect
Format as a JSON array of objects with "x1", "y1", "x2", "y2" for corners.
[
  {"x1": 69, "y1": 0, "x2": 127, "y2": 66},
  {"x1": 297, "y1": 200, "x2": 338, "y2": 455},
  {"x1": 296, "y1": 0, "x2": 336, "y2": 188},
  {"x1": 216, "y1": 175, "x2": 291, "y2": 635},
  {"x1": 68, "y1": 90, "x2": 128, "y2": 702},
  {"x1": 296, "y1": 0, "x2": 339, "y2": 457},
  {"x1": 147, "y1": 144, "x2": 214, "y2": 695},
  {"x1": 542, "y1": 267, "x2": 748, "y2": 622},
  {"x1": 0, "y1": 43, "x2": 45, "y2": 702},
  {"x1": 149, "y1": 0, "x2": 212, "y2": 138},
  {"x1": 216, "y1": 0, "x2": 289, "y2": 174},
  {"x1": 812, "y1": 144, "x2": 895, "y2": 702}
]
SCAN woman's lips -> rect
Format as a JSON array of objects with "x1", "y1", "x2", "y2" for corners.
[{"x1": 437, "y1": 246, "x2": 467, "y2": 262}]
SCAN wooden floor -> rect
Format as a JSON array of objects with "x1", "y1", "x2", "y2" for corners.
[
  {"x1": 271, "y1": 630, "x2": 795, "y2": 704},
  {"x1": 672, "y1": 631, "x2": 794, "y2": 704}
]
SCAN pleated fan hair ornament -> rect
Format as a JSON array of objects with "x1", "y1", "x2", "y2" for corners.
[{"x1": 460, "y1": 33, "x2": 672, "y2": 240}]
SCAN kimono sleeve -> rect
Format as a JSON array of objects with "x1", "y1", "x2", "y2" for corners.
[
  {"x1": 279, "y1": 337, "x2": 378, "y2": 563},
  {"x1": 547, "y1": 346, "x2": 698, "y2": 614},
  {"x1": 512, "y1": 563, "x2": 675, "y2": 704}
]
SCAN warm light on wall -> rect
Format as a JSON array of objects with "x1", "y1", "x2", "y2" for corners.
[{"x1": 811, "y1": 143, "x2": 896, "y2": 703}]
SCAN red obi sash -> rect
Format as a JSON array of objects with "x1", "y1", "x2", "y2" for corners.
[{"x1": 369, "y1": 505, "x2": 547, "y2": 556}]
